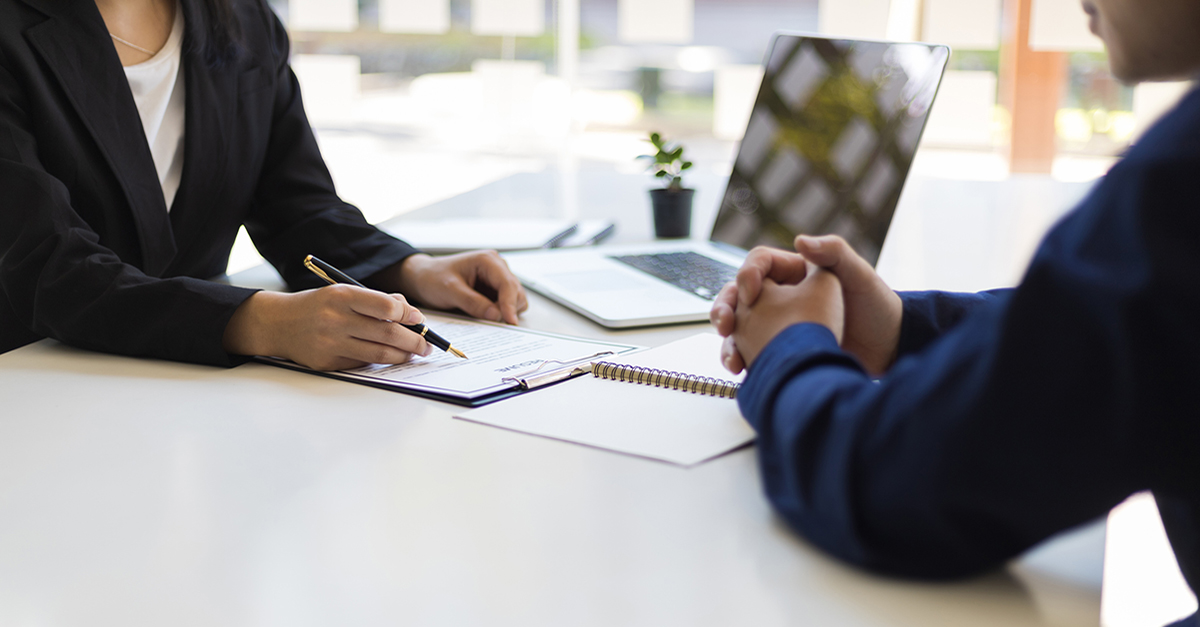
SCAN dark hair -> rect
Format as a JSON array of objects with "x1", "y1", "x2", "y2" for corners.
[{"x1": 183, "y1": 0, "x2": 244, "y2": 68}]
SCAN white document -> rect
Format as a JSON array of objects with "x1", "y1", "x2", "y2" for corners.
[
  {"x1": 261, "y1": 314, "x2": 639, "y2": 404},
  {"x1": 456, "y1": 334, "x2": 755, "y2": 466},
  {"x1": 385, "y1": 219, "x2": 576, "y2": 254},
  {"x1": 385, "y1": 219, "x2": 615, "y2": 254}
]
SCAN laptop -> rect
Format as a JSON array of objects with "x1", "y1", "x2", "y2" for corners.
[{"x1": 504, "y1": 33, "x2": 950, "y2": 328}]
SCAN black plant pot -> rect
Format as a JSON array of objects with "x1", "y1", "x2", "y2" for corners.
[{"x1": 649, "y1": 188, "x2": 694, "y2": 239}]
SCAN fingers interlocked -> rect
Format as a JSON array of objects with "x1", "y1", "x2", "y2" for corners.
[{"x1": 711, "y1": 236, "x2": 860, "y2": 374}]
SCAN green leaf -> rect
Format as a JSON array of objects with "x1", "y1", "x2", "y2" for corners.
[
  {"x1": 670, "y1": 147, "x2": 684, "y2": 160},
  {"x1": 681, "y1": 161, "x2": 693, "y2": 170},
  {"x1": 655, "y1": 170, "x2": 668, "y2": 177}
]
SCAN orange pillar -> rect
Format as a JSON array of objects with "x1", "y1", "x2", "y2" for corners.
[{"x1": 1000, "y1": 0, "x2": 1067, "y2": 174}]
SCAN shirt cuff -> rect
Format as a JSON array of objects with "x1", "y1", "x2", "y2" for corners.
[
  {"x1": 738, "y1": 322, "x2": 861, "y2": 431},
  {"x1": 896, "y1": 291, "x2": 943, "y2": 358}
]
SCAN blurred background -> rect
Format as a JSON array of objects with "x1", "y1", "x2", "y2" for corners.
[{"x1": 227, "y1": 0, "x2": 1194, "y2": 274}]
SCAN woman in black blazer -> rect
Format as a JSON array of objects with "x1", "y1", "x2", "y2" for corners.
[{"x1": 0, "y1": 0, "x2": 528, "y2": 369}]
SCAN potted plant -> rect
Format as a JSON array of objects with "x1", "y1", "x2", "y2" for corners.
[{"x1": 640, "y1": 132, "x2": 694, "y2": 239}]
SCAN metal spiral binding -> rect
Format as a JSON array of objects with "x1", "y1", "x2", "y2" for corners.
[{"x1": 589, "y1": 361, "x2": 739, "y2": 399}]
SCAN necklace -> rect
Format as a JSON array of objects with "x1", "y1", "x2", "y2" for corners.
[{"x1": 109, "y1": 33, "x2": 156, "y2": 56}]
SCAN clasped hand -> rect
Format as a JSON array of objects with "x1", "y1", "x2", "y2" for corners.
[
  {"x1": 223, "y1": 250, "x2": 528, "y2": 370},
  {"x1": 711, "y1": 235, "x2": 904, "y2": 376}
]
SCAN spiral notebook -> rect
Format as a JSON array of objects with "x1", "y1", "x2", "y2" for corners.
[{"x1": 456, "y1": 334, "x2": 755, "y2": 466}]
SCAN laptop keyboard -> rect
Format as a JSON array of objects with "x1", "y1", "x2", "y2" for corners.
[{"x1": 610, "y1": 252, "x2": 738, "y2": 300}]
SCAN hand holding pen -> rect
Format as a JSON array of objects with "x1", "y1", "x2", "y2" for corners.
[{"x1": 304, "y1": 255, "x2": 468, "y2": 359}]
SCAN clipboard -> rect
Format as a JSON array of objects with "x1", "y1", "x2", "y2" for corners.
[{"x1": 256, "y1": 313, "x2": 641, "y2": 407}]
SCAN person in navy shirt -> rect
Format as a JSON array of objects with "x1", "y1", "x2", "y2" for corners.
[{"x1": 711, "y1": 0, "x2": 1200, "y2": 617}]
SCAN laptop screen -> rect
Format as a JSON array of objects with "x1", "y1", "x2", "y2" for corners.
[{"x1": 710, "y1": 34, "x2": 949, "y2": 265}]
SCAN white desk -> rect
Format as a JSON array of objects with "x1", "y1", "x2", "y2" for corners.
[{"x1": 0, "y1": 166, "x2": 1111, "y2": 626}]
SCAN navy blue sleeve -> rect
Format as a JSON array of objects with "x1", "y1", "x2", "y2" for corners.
[
  {"x1": 895, "y1": 290, "x2": 1010, "y2": 358},
  {"x1": 737, "y1": 91, "x2": 1200, "y2": 582}
]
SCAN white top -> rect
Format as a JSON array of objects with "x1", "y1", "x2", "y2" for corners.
[{"x1": 122, "y1": 5, "x2": 185, "y2": 211}]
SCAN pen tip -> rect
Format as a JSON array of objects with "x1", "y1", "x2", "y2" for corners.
[{"x1": 450, "y1": 346, "x2": 468, "y2": 359}]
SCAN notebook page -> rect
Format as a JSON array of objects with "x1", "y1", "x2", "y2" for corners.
[{"x1": 456, "y1": 333, "x2": 754, "y2": 466}]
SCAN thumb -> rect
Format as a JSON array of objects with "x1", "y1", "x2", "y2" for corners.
[
  {"x1": 447, "y1": 277, "x2": 503, "y2": 322},
  {"x1": 794, "y1": 235, "x2": 876, "y2": 292}
]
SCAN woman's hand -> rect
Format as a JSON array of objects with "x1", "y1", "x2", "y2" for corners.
[
  {"x1": 222, "y1": 286, "x2": 431, "y2": 371},
  {"x1": 377, "y1": 251, "x2": 529, "y2": 325}
]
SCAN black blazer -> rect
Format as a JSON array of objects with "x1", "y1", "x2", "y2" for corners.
[{"x1": 0, "y1": 0, "x2": 418, "y2": 366}]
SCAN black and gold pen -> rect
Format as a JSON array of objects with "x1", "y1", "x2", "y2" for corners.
[{"x1": 303, "y1": 255, "x2": 468, "y2": 359}]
